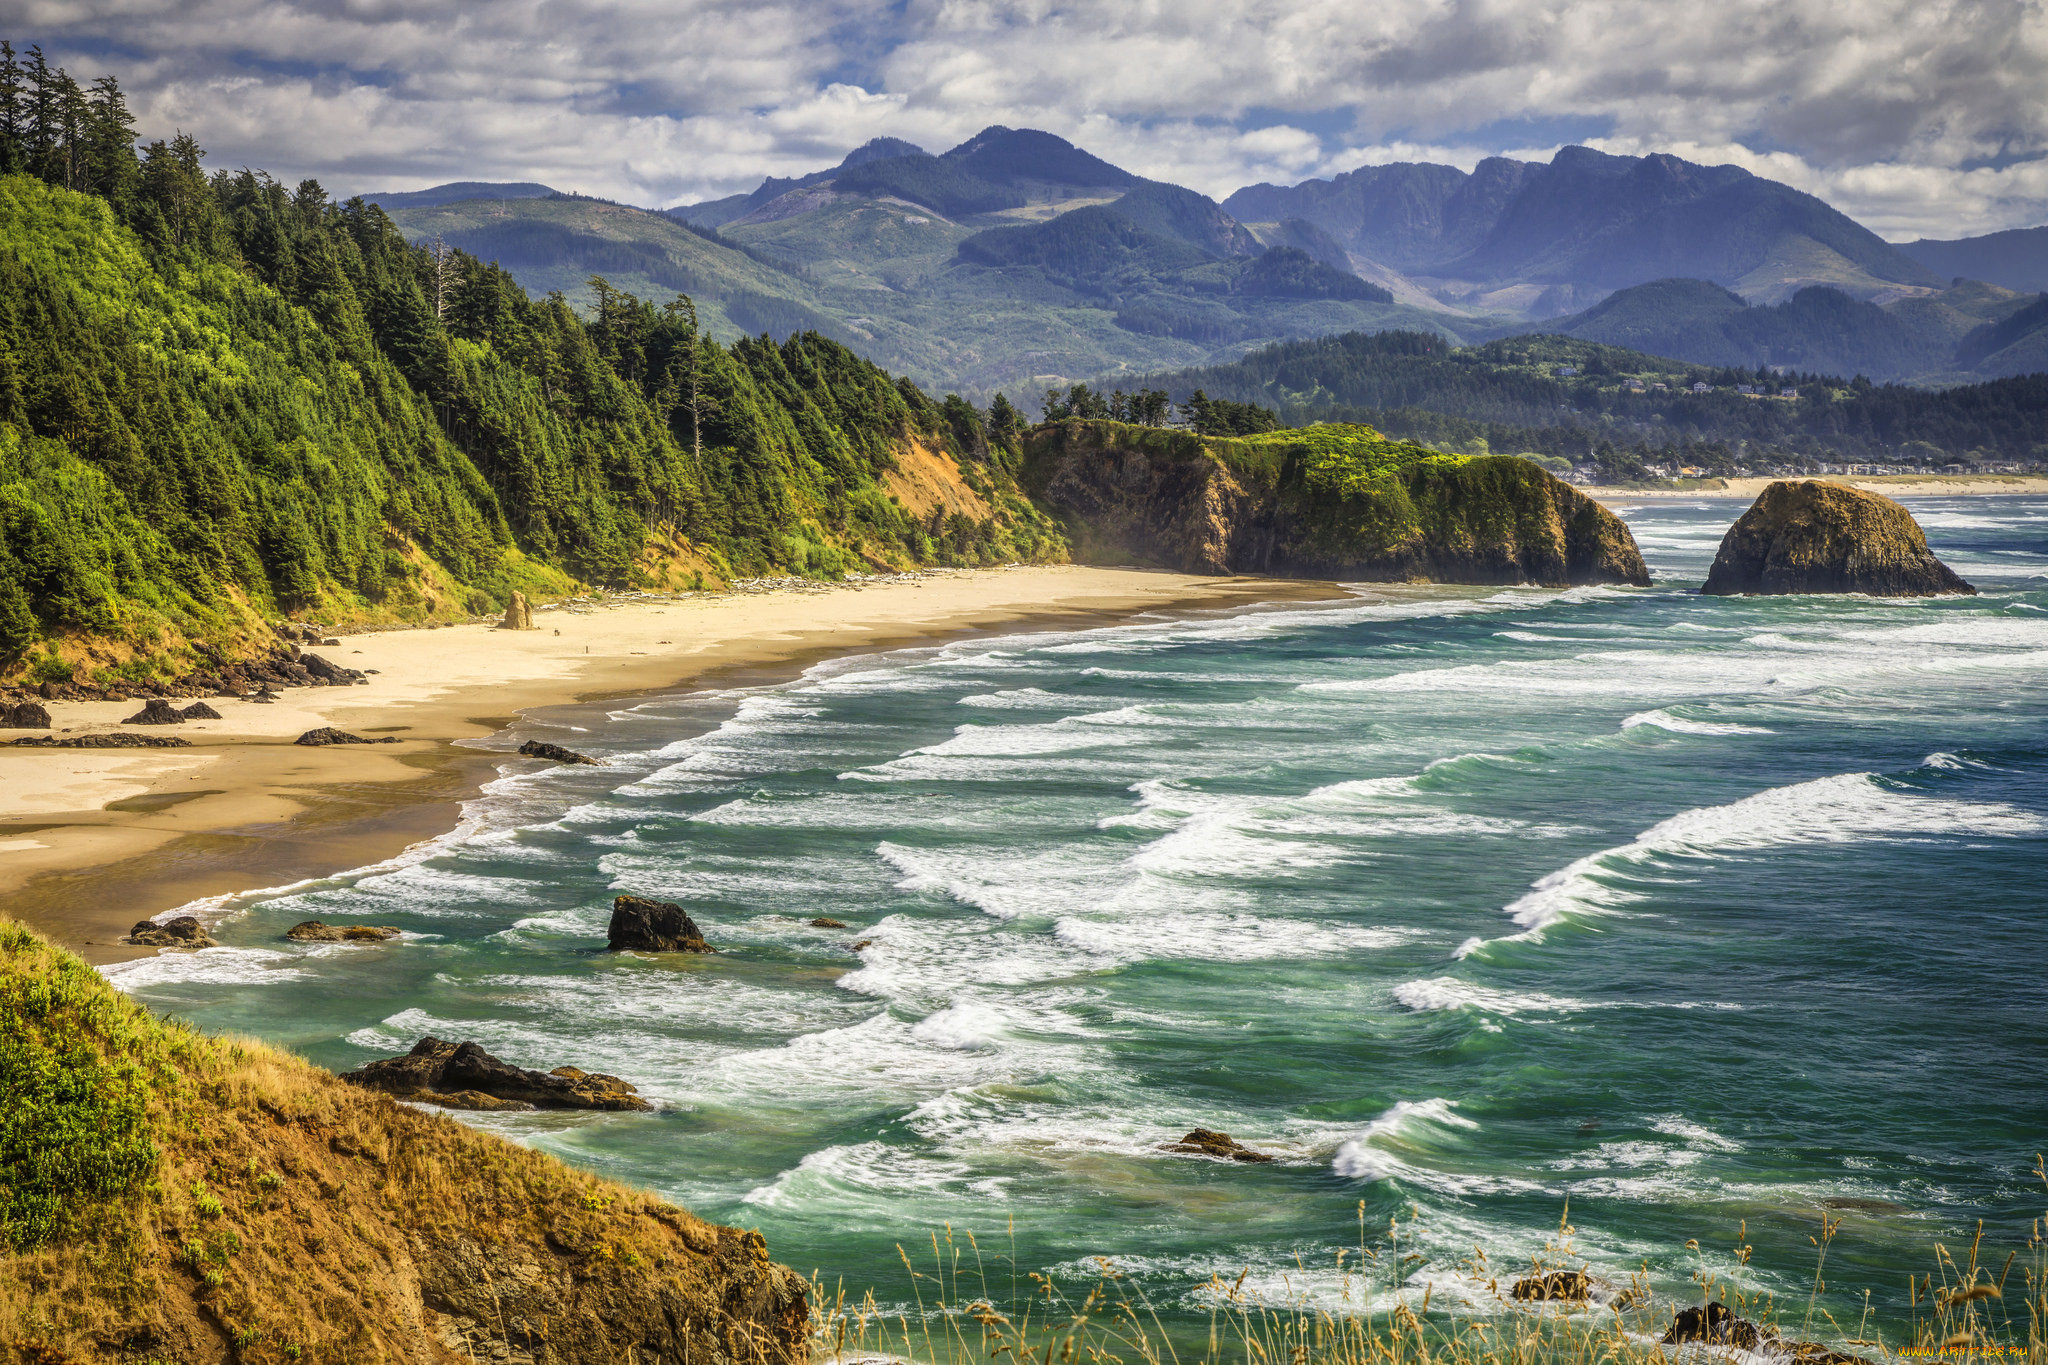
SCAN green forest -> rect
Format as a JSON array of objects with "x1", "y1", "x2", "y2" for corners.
[
  {"x1": 0, "y1": 44, "x2": 1061, "y2": 683},
  {"x1": 1136, "y1": 330, "x2": 2048, "y2": 477}
]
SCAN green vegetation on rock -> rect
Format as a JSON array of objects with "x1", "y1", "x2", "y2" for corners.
[{"x1": 1022, "y1": 419, "x2": 1648, "y2": 586}]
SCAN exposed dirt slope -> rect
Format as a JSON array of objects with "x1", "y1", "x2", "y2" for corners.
[
  {"x1": 0, "y1": 919, "x2": 808, "y2": 1365},
  {"x1": 1702, "y1": 480, "x2": 1975, "y2": 596},
  {"x1": 881, "y1": 439, "x2": 994, "y2": 521}
]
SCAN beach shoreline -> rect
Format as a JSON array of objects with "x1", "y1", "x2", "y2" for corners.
[
  {"x1": 1587, "y1": 472, "x2": 2048, "y2": 504},
  {"x1": 0, "y1": 565, "x2": 1346, "y2": 963}
]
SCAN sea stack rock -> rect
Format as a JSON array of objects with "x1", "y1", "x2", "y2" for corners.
[
  {"x1": 608, "y1": 895, "x2": 714, "y2": 953},
  {"x1": 1702, "y1": 481, "x2": 1975, "y2": 597},
  {"x1": 500, "y1": 591, "x2": 536, "y2": 630}
]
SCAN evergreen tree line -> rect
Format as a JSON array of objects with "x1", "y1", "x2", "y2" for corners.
[
  {"x1": 0, "y1": 47, "x2": 1060, "y2": 674},
  {"x1": 1139, "y1": 330, "x2": 2048, "y2": 466},
  {"x1": 1038, "y1": 383, "x2": 1277, "y2": 435}
]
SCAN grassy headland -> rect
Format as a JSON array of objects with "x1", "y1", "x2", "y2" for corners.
[{"x1": 0, "y1": 916, "x2": 809, "y2": 1363}]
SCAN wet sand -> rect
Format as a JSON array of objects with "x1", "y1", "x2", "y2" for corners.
[{"x1": 1, "y1": 566, "x2": 1343, "y2": 962}]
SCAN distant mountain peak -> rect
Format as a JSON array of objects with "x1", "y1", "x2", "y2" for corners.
[
  {"x1": 356, "y1": 181, "x2": 558, "y2": 211},
  {"x1": 938, "y1": 126, "x2": 1139, "y2": 189},
  {"x1": 837, "y1": 137, "x2": 925, "y2": 170}
]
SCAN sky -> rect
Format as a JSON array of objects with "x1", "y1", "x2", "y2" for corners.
[{"x1": 12, "y1": 0, "x2": 2048, "y2": 241}]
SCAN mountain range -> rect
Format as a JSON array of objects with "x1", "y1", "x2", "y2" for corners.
[{"x1": 357, "y1": 129, "x2": 2048, "y2": 398}]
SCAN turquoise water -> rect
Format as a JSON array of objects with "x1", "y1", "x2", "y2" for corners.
[{"x1": 113, "y1": 495, "x2": 2048, "y2": 1330}]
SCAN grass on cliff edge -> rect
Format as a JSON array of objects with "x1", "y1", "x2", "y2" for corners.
[
  {"x1": 814, "y1": 1200, "x2": 2047, "y2": 1365},
  {"x1": 0, "y1": 917, "x2": 787, "y2": 1364}
]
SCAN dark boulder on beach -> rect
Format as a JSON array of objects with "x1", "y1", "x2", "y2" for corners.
[
  {"x1": 123, "y1": 697, "x2": 185, "y2": 725},
  {"x1": 1702, "y1": 481, "x2": 1974, "y2": 597},
  {"x1": 1162, "y1": 1128, "x2": 1275, "y2": 1163},
  {"x1": 178, "y1": 701, "x2": 223, "y2": 720},
  {"x1": 287, "y1": 920, "x2": 402, "y2": 942},
  {"x1": 294, "y1": 727, "x2": 401, "y2": 746},
  {"x1": 342, "y1": 1037, "x2": 652, "y2": 1111},
  {"x1": 608, "y1": 895, "x2": 713, "y2": 953},
  {"x1": 519, "y1": 739, "x2": 600, "y2": 765},
  {"x1": 0, "y1": 701, "x2": 51, "y2": 728},
  {"x1": 10, "y1": 732, "x2": 193, "y2": 748},
  {"x1": 124, "y1": 915, "x2": 215, "y2": 948},
  {"x1": 298, "y1": 651, "x2": 368, "y2": 685}
]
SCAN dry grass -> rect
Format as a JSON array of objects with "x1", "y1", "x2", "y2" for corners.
[
  {"x1": 0, "y1": 918, "x2": 807, "y2": 1365},
  {"x1": 812, "y1": 1184, "x2": 2048, "y2": 1365}
]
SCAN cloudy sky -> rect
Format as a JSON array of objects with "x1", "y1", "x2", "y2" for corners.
[{"x1": 15, "y1": 0, "x2": 2048, "y2": 239}]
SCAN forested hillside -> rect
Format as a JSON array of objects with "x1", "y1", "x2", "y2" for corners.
[
  {"x1": 0, "y1": 45, "x2": 1059, "y2": 684},
  {"x1": 1133, "y1": 330, "x2": 2048, "y2": 476}
]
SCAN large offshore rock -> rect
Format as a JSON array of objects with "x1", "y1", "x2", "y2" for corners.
[
  {"x1": 608, "y1": 895, "x2": 714, "y2": 953},
  {"x1": 1702, "y1": 481, "x2": 1974, "y2": 596},
  {"x1": 1022, "y1": 421, "x2": 1650, "y2": 586}
]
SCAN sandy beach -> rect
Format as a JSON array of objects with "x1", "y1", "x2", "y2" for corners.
[
  {"x1": 1, "y1": 566, "x2": 1342, "y2": 962},
  {"x1": 1588, "y1": 472, "x2": 2048, "y2": 504}
]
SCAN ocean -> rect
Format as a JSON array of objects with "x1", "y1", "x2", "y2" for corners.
[{"x1": 109, "y1": 494, "x2": 2048, "y2": 1332}]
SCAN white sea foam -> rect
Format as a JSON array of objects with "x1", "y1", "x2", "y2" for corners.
[
  {"x1": 1332, "y1": 1097, "x2": 1481, "y2": 1181},
  {"x1": 1466, "y1": 770, "x2": 2045, "y2": 954},
  {"x1": 102, "y1": 946, "x2": 309, "y2": 990},
  {"x1": 1393, "y1": 977, "x2": 1595, "y2": 1015},
  {"x1": 1057, "y1": 914, "x2": 1408, "y2": 963},
  {"x1": 1621, "y1": 709, "x2": 1774, "y2": 736}
]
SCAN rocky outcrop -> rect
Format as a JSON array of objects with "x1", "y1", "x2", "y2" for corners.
[
  {"x1": 0, "y1": 700, "x2": 50, "y2": 728},
  {"x1": 1665, "y1": 1303, "x2": 1762, "y2": 1348},
  {"x1": 9, "y1": 732, "x2": 193, "y2": 748},
  {"x1": 123, "y1": 915, "x2": 215, "y2": 948},
  {"x1": 1512, "y1": 1270, "x2": 1590, "y2": 1301},
  {"x1": 1702, "y1": 481, "x2": 1975, "y2": 596},
  {"x1": 519, "y1": 739, "x2": 600, "y2": 764},
  {"x1": 1022, "y1": 421, "x2": 1649, "y2": 586},
  {"x1": 295, "y1": 727, "x2": 402, "y2": 746},
  {"x1": 343, "y1": 1037, "x2": 653, "y2": 1112},
  {"x1": 1162, "y1": 1128, "x2": 1275, "y2": 1163},
  {"x1": 287, "y1": 920, "x2": 402, "y2": 942},
  {"x1": 609, "y1": 895, "x2": 714, "y2": 953},
  {"x1": 123, "y1": 697, "x2": 185, "y2": 724},
  {"x1": 178, "y1": 700, "x2": 223, "y2": 720},
  {"x1": 500, "y1": 590, "x2": 537, "y2": 629}
]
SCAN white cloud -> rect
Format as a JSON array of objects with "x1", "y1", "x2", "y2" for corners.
[{"x1": 17, "y1": 0, "x2": 2048, "y2": 236}]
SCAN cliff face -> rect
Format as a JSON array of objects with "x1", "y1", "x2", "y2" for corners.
[
  {"x1": 1702, "y1": 481, "x2": 1975, "y2": 596},
  {"x1": 0, "y1": 920, "x2": 808, "y2": 1365},
  {"x1": 1021, "y1": 421, "x2": 1650, "y2": 587}
]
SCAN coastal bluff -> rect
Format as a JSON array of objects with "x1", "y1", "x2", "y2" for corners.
[
  {"x1": 1703, "y1": 480, "x2": 1975, "y2": 596},
  {"x1": 0, "y1": 919, "x2": 808, "y2": 1365},
  {"x1": 1022, "y1": 420, "x2": 1650, "y2": 587}
]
